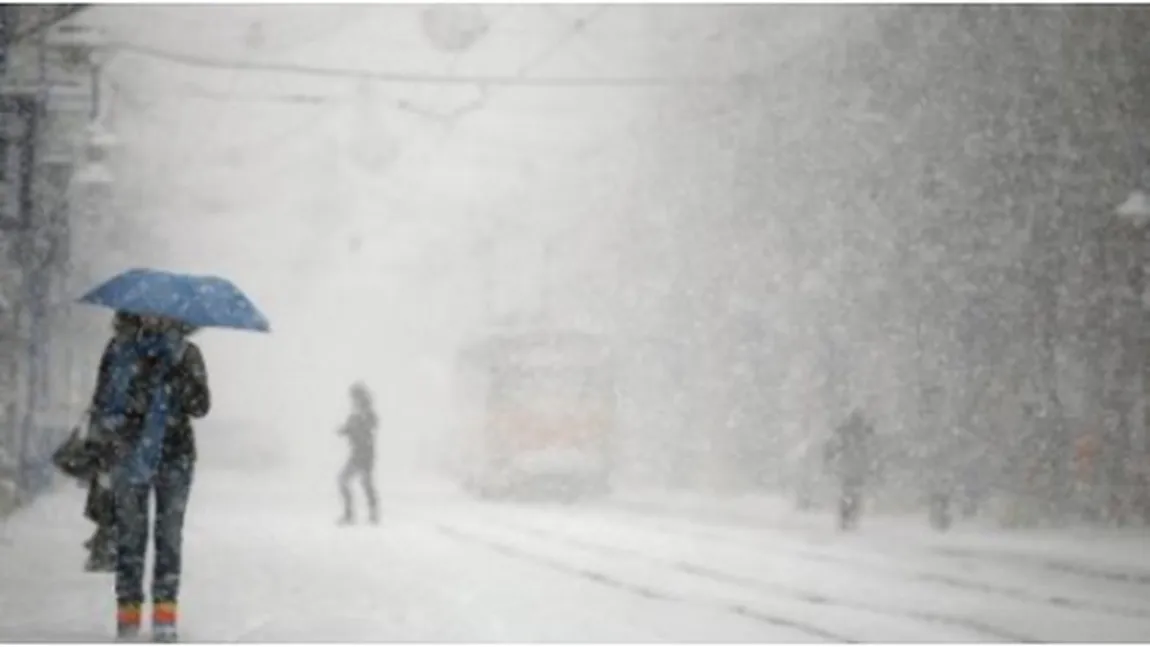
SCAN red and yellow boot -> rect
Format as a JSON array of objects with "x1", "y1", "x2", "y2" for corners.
[
  {"x1": 115, "y1": 603, "x2": 142, "y2": 641},
  {"x1": 153, "y1": 602, "x2": 178, "y2": 643}
]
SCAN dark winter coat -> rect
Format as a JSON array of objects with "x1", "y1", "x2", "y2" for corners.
[
  {"x1": 90, "y1": 336, "x2": 211, "y2": 470},
  {"x1": 339, "y1": 406, "x2": 378, "y2": 467}
]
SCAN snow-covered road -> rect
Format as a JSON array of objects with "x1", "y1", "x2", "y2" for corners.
[{"x1": 3, "y1": 474, "x2": 1149, "y2": 642}]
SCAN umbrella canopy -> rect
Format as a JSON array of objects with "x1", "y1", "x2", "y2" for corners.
[{"x1": 79, "y1": 268, "x2": 271, "y2": 333}]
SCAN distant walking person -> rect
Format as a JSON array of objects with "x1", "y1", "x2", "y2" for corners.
[
  {"x1": 337, "y1": 382, "x2": 379, "y2": 525},
  {"x1": 824, "y1": 409, "x2": 874, "y2": 531}
]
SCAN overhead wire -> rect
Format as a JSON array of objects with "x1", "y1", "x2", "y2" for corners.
[
  {"x1": 305, "y1": 6, "x2": 527, "y2": 277},
  {"x1": 100, "y1": 6, "x2": 664, "y2": 282},
  {"x1": 106, "y1": 12, "x2": 390, "y2": 194},
  {"x1": 130, "y1": 86, "x2": 334, "y2": 105},
  {"x1": 111, "y1": 9, "x2": 360, "y2": 195},
  {"x1": 104, "y1": 2, "x2": 669, "y2": 164},
  {"x1": 109, "y1": 54, "x2": 487, "y2": 123},
  {"x1": 105, "y1": 23, "x2": 254, "y2": 197},
  {"x1": 97, "y1": 1, "x2": 623, "y2": 197},
  {"x1": 114, "y1": 78, "x2": 465, "y2": 125},
  {"x1": 323, "y1": 2, "x2": 636, "y2": 274},
  {"x1": 540, "y1": 5, "x2": 614, "y2": 76},
  {"x1": 103, "y1": 38, "x2": 735, "y2": 88},
  {"x1": 102, "y1": 43, "x2": 414, "y2": 277},
  {"x1": 515, "y1": 5, "x2": 611, "y2": 80},
  {"x1": 297, "y1": 4, "x2": 523, "y2": 210},
  {"x1": 416, "y1": 4, "x2": 618, "y2": 162},
  {"x1": 406, "y1": 7, "x2": 521, "y2": 154},
  {"x1": 368, "y1": 6, "x2": 657, "y2": 283},
  {"x1": 421, "y1": 7, "x2": 520, "y2": 127},
  {"x1": 225, "y1": 7, "x2": 377, "y2": 123}
]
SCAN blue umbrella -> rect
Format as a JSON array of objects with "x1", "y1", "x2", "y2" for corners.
[{"x1": 79, "y1": 268, "x2": 271, "y2": 333}]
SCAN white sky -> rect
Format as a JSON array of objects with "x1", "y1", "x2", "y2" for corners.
[
  {"x1": 61, "y1": 4, "x2": 867, "y2": 480},
  {"x1": 70, "y1": 5, "x2": 666, "y2": 476}
]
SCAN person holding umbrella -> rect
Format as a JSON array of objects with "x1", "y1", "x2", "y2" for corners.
[
  {"x1": 77, "y1": 268, "x2": 269, "y2": 642},
  {"x1": 89, "y1": 314, "x2": 210, "y2": 641}
]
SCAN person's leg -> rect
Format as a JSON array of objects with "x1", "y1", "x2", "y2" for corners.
[
  {"x1": 361, "y1": 462, "x2": 379, "y2": 524},
  {"x1": 113, "y1": 484, "x2": 150, "y2": 637},
  {"x1": 338, "y1": 459, "x2": 356, "y2": 524},
  {"x1": 152, "y1": 458, "x2": 194, "y2": 641}
]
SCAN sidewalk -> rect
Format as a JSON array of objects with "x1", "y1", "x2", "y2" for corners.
[
  {"x1": 0, "y1": 484, "x2": 113, "y2": 641},
  {"x1": 0, "y1": 476, "x2": 357, "y2": 642},
  {"x1": 0, "y1": 476, "x2": 402, "y2": 642},
  {"x1": 610, "y1": 487, "x2": 1150, "y2": 578}
]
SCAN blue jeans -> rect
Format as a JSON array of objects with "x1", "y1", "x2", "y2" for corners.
[{"x1": 114, "y1": 458, "x2": 194, "y2": 606}]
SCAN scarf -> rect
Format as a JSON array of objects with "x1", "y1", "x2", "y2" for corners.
[{"x1": 96, "y1": 330, "x2": 186, "y2": 487}]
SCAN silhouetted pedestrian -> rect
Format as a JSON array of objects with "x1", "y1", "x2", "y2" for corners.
[
  {"x1": 337, "y1": 381, "x2": 379, "y2": 525},
  {"x1": 824, "y1": 409, "x2": 874, "y2": 531}
]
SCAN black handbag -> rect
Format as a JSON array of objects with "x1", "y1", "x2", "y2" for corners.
[{"x1": 51, "y1": 414, "x2": 108, "y2": 481}]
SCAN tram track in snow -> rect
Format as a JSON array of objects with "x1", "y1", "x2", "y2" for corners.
[
  {"x1": 456, "y1": 513, "x2": 1037, "y2": 643},
  {"x1": 429, "y1": 520, "x2": 856, "y2": 643},
  {"x1": 602, "y1": 499, "x2": 1150, "y2": 621}
]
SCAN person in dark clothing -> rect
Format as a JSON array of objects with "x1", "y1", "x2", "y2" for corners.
[
  {"x1": 824, "y1": 409, "x2": 874, "y2": 531},
  {"x1": 82, "y1": 312, "x2": 142, "y2": 573},
  {"x1": 337, "y1": 381, "x2": 379, "y2": 525},
  {"x1": 89, "y1": 314, "x2": 210, "y2": 642}
]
